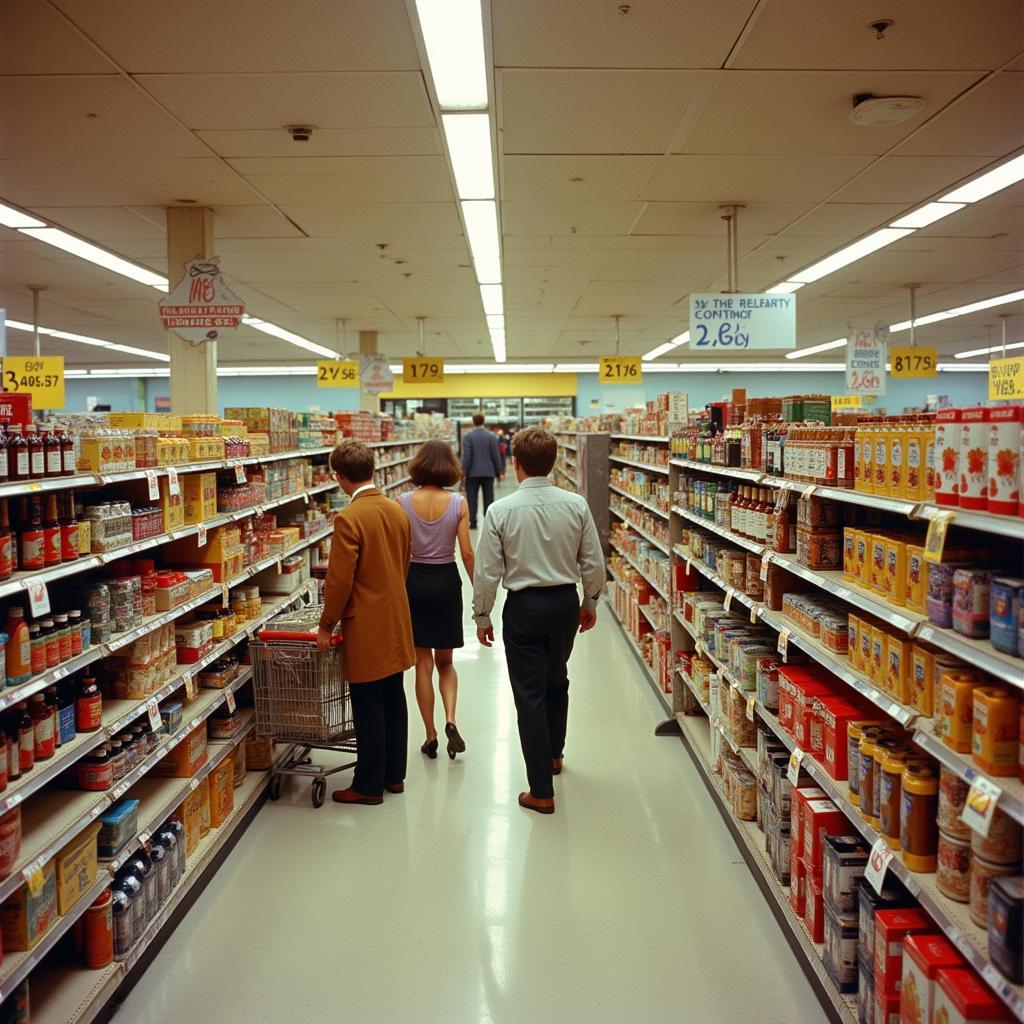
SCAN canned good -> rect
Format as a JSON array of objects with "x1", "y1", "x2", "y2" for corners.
[
  {"x1": 990, "y1": 577, "x2": 1024, "y2": 656},
  {"x1": 936, "y1": 829, "x2": 971, "y2": 902},
  {"x1": 951, "y1": 568, "x2": 991, "y2": 639}
]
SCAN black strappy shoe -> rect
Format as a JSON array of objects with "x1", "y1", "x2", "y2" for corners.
[
  {"x1": 421, "y1": 738, "x2": 438, "y2": 759},
  {"x1": 445, "y1": 722, "x2": 466, "y2": 760}
]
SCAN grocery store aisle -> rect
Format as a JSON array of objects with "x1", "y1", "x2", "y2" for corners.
[{"x1": 116, "y1": 486, "x2": 824, "y2": 1024}]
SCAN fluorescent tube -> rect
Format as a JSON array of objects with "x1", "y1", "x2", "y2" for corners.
[
  {"x1": 890, "y1": 202, "x2": 965, "y2": 229},
  {"x1": 241, "y1": 317, "x2": 338, "y2": 358},
  {"x1": 786, "y1": 338, "x2": 848, "y2": 360},
  {"x1": 479, "y1": 284, "x2": 503, "y2": 316},
  {"x1": 413, "y1": 0, "x2": 488, "y2": 110},
  {"x1": 0, "y1": 203, "x2": 44, "y2": 230},
  {"x1": 890, "y1": 289, "x2": 1024, "y2": 331},
  {"x1": 765, "y1": 282, "x2": 805, "y2": 294},
  {"x1": 940, "y1": 153, "x2": 1024, "y2": 204},
  {"x1": 19, "y1": 227, "x2": 169, "y2": 289},
  {"x1": 790, "y1": 228, "x2": 914, "y2": 284},
  {"x1": 5, "y1": 319, "x2": 170, "y2": 362},
  {"x1": 954, "y1": 339, "x2": 1024, "y2": 359},
  {"x1": 442, "y1": 113, "x2": 495, "y2": 199},
  {"x1": 461, "y1": 200, "x2": 502, "y2": 284}
]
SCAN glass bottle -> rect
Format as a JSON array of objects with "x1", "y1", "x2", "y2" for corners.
[
  {"x1": 0, "y1": 420, "x2": 8, "y2": 485},
  {"x1": 76, "y1": 675, "x2": 102, "y2": 732},
  {"x1": 60, "y1": 492, "x2": 79, "y2": 563},
  {"x1": 6, "y1": 424, "x2": 28, "y2": 482},
  {"x1": 20, "y1": 496, "x2": 44, "y2": 572},
  {"x1": 30, "y1": 693, "x2": 54, "y2": 761},
  {"x1": 24, "y1": 424, "x2": 44, "y2": 480},
  {"x1": 44, "y1": 686, "x2": 61, "y2": 748},
  {"x1": 43, "y1": 494, "x2": 61, "y2": 568},
  {"x1": 0, "y1": 499, "x2": 12, "y2": 581},
  {"x1": 54, "y1": 613, "x2": 71, "y2": 664},
  {"x1": 59, "y1": 426, "x2": 75, "y2": 476},
  {"x1": 5, "y1": 710, "x2": 20, "y2": 783},
  {"x1": 28, "y1": 624, "x2": 44, "y2": 676},
  {"x1": 4, "y1": 607, "x2": 30, "y2": 686},
  {"x1": 41, "y1": 618, "x2": 59, "y2": 670},
  {"x1": 43, "y1": 429, "x2": 62, "y2": 479},
  {"x1": 16, "y1": 701, "x2": 33, "y2": 773}
]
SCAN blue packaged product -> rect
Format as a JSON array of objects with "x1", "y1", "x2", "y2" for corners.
[
  {"x1": 990, "y1": 577, "x2": 1023, "y2": 656},
  {"x1": 97, "y1": 799, "x2": 140, "y2": 858}
]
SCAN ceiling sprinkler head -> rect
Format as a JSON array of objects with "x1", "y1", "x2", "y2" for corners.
[{"x1": 869, "y1": 19, "x2": 893, "y2": 39}]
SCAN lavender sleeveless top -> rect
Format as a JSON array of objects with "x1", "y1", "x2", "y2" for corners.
[{"x1": 398, "y1": 491, "x2": 463, "y2": 565}]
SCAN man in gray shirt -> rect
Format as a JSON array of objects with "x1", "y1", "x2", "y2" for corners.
[
  {"x1": 473, "y1": 427, "x2": 605, "y2": 814},
  {"x1": 461, "y1": 413, "x2": 504, "y2": 529}
]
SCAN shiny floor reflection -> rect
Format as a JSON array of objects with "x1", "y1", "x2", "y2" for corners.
[{"x1": 116, "y1": 483, "x2": 826, "y2": 1024}]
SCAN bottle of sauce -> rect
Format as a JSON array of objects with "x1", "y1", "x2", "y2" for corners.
[
  {"x1": 43, "y1": 429, "x2": 62, "y2": 479},
  {"x1": 5, "y1": 710, "x2": 21, "y2": 783},
  {"x1": 19, "y1": 497, "x2": 45, "y2": 572},
  {"x1": 59, "y1": 426, "x2": 75, "y2": 477},
  {"x1": 28, "y1": 623, "x2": 44, "y2": 676},
  {"x1": 15, "y1": 701, "x2": 33, "y2": 773},
  {"x1": 41, "y1": 618, "x2": 59, "y2": 669},
  {"x1": 0, "y1": 421, "x2": 9, "y2": 485},
  {"x1": 77, "y1": 744, "x2": 112, "y2": 791},
  {"x1": 56, "y1": 679, "x2": 76, "y2": 745},
  {"x1": 108, "y1": 739, "x2": 126, "y2": 782},
  {"x1": 0, "y1": 499, "x2": 12, "y2": 581},
  {"x1": 43, "y1": 494, "x2": 61, "y2": 568},
  {"x1": 60, "y1": 492, "x2": 79, "y2": 563},
  {"x1": 29, "y1": 693, "x2": 54, "y2": 761},
  {"x1": 6, "y1": 424, "x2": 28, "y2": 481},
  {"x1": 24, "y1": 424, "x2": 44, "y2": 480},
  {"x1": 67, "y1": 610, "x2": 84, "y2": 656},
  {"x1": 76, "y1": 675, "x2": 102, "y2": 732},
  {"x1": 4, "y1": 607, "x2": 31, "y2": 687},
  {"x1": 54, "y1": 613, "x2": 72, "y2": 663},
  {"x1": 45, "y1": 686, "x2": 61, "y2": 748}
]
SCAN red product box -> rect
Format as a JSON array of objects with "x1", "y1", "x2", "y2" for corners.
[
  {"x1": 814, "y1": 697, "x2": 863, "y2": 781},
  {"x1": 780, "y1": 667, "x2": 835, "y2": 747},
  {"x1": 0, "y1": 392, "x2": 33, "y2": 428},
  {"x1": 788, "y1": 850, "x2": 806, "y2": 918},
  {"x1": 791, "y1": 787, "x2": 827, "y2": 858},
  {"x1": 674, "y1": 560, "x2": 700, "y2": 594},
  {"x1": 873, "y1": 988, "x2": 900, "y2": 1024},
  {"x1": 873, "y1": 908, "x2": 933, "y2": 995},
  {"x1": 804, "y1": 869, "x2": 825, "y2": 943},
  {"x1": 803, "y1": 798, "x2": 848, "y2": 873},
  {"x1": 901, "y1": 933, "x2": 965, "y2": 1024}
]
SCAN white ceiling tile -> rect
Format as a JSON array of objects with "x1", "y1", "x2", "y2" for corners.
[
  {"x1": 502, "y1": 201, "x2": 644, "y2": 236},
  {"x1": 501, "y1": 156, "x2": 658, "y2": 201},
  {"x1": 833, "y1": 155, "x2": 999, "y2": 203},
  {"x1": 773, "y1": 202, "x2": 908, "y2": 238},
  {"x1": 197, "y1": 127, "x2": 442, "y2": 159},
  {"x1": 0, "y1": 0, "x2": 114, "y2": 74},
  {"x1": 31, "y1": 207, "x2": 166, "y2": 242},
  {"x1": 632, "y1": 202, "x2": 809, "y2": 237},
  {"x1": 208, "y1": 205, "x2": 304, "y2": 240},
  {"x1": 280, "y1": 203, "x2": 463, "y2": 238}
]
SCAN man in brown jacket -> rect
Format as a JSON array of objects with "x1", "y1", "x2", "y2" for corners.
[{"x1": 317, "y1": 440, "x2": 416, "y2": 805}]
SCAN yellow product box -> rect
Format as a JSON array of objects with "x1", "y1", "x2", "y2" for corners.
[
  {"x1": 882, "y1": 538, "x2": 906, "y2": 607},
  {"x1": 842, "y1": 528, "x2": 857, "y2": 582},
  {"x1": 78, "y1": 518, "x2": 91, "y2": 557},
  {"x1": 76, "y1": 434, "x2": 137, "y2": 473},
  {"x1": 873, "y1": 429, "x2": 891, "y2": 496},
  {"x1": 1, "y1": 857, "x2": 57, "y2": 951},
  {"x1": 107, "y1": 412, "x2": 183, "y2": 432},
  {"x1": 869, "y1": 626, "x2": 886, "y2": 687},
  {"x1": 848, "y1": 615, "x2": 863, "y2": 672},
  {"x1": 188, "y1": 437, "x2": 225, "y2": 463},
  {"x1": 910, "y1": 644, "x2": 936, "y2": 717},
  {"x1": 209, "y1": 757, "x2": 235, "y2": 828},
  {"x1": 182, "y1": 472, "x2": 218, "y2": 524},
  {"x1": 853, "y1": 530, "x2": 869, "y2": 586},
  {"x1": 180, "y1": 776, "x2": 211, "y2": 859},
  {"x1": 248, "y1": 432, "x2": 271, "y2": 456},
  {"x1": 859, "y1": 617, "x2": 874, "y2": 673},
  {"x1": 151, "y1": 724, "x2": 208, "y2": 778},
  {"x1": 159, "y1": 478, "x2": 185, "y2": 532},
  {"x1": 885, "y1": 635, "x2": 913, "y2": 703},
  {"x1": 904, "y1": 545, "x2": 926, "y2": 612},
  {"x1": 868, "y1": 534, "x2": 887, "y2": 593},
  {"x1": 55, "y1": 821, "x2": 101, "y2": 916}
]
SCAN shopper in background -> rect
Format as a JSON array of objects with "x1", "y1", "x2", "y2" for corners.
[
  {"x1": 318, "y1": 440, "x2": 415, "y2": 805},
  {"x1": 472, "y1": 427, "x2": 605, "y2": 815},
  {"x1": 461, "y1": 412, "x2": 503, "y2": 529},
  {"x1": 496, "y1": 427, "x2": 509, "y2": 472},
  {"x1": 397, "y1": 440, "x2": 475, "y2": 761}
]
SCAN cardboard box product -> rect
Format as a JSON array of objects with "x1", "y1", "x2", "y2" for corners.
[
  {"x1": 209, "y1": 757, "x2": 235, "y2": 828},
  {"x1": 159, "y1": 477, "x2": 185, "y2": 532},
  {"x1": 175, "y1": 620, "x2": 214, "y2": 664},
  {"x1": 180, "y1": 776, "x2": 211, "y2": 859},
  {"x1": 151, "y1": 725, "x2": 208, "y2": 778},
  {"x1": 823, "y1": 904, "x2": 860, "y2": 994},
  {"x1": 97, "y1": 800, "x2": 140, "y2": 859},
  {"x1": 900, "y1": 933, "x2": 966, "y2": 1024},
  {"x1": 55, "y1": 821, "x2": 101, "y2": 915},
  {"x1": 822, "y1": 835, "x2": 870, "y2": 918},
  {"x1": 932, "y1": 968, "x2": 1014, "y2": 1024},
  {"x1": 873, "y1": 907, "x2": 933, "y2": 994},
  {"x1": 788, "y1": 851, "x2": 806, "y2": 918},
  {"x1": 246, "y1": 734, "x2": 273, "y2": 770},
  {"x1": 804, "y1": 869, "x2": 825, "y2": 943},
  {"x1": 1, "y1": 858, "x2": 57, "y2": 950},
  {"x1": 803, "y1": 798, "x2": 849, "y2": 874},
  {"x1": 181, "y1": 472, "x2": 218, "y2": 524}
]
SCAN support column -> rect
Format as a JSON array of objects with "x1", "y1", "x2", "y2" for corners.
[
  {"x1": 359, "y1": 329, "x2": 378, "y2": 413},
  {"x1": 167, "y1": 207, "x2": 217, "y2": 414}
]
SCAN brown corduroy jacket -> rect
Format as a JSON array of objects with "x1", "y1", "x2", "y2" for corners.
[{"x1": 318, "y1": 487, "x2": 415, "y2": 683}]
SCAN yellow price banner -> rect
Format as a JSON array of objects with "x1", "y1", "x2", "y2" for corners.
[
  {"x1": 831, "y1": 394, "x2": 863, "y2": 409},
  {"x1": 599, "y1": 356, "x2": 642, "y2": 384},
  {"x1": 403, "y1": 357, "x2": 444, "y2": 383},
  {"x1": 989, "y1": 354, "x2": 1024, "y2": 400},
  {"x1": 316, "y1": 360, "x2": 360, "y2": 388},
  {"x1": 2, "y1": 356, "x2": 65, "y2": 409},
  {"x1": 890, "y1": 346, "x2": 937, "y2": 378}
]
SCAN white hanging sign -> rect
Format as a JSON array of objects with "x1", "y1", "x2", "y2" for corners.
[
  {"x1": 846, "y1": 325, "x2": 887, "y2": 396},
  {"x1": 158, "y1": 257, "x2": 245, "y2": 343},
  {"x1": 688, "y1": 294, "x2": 796, "y2": 351},
  {"x1": 358, "y1": 353, "x2": 395, "y2": 395}
]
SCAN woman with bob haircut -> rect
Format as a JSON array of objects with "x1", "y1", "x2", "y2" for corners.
[{"x1": 397, "y1": 439, "x2": 475, "y2": 760}]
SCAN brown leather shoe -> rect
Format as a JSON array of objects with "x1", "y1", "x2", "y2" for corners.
[
  {"x1": 552, "y1": 757, "x2": 563, "y2": 775},
  {"x1": 518, "y1": 792, "x2": 555, "y2": 814},
  {"x1": 332, "y1": 786, "x2": 383, "y2": 805},
  {"x1": 384, "y1": 781, "x2": 405, "y2": 794}
]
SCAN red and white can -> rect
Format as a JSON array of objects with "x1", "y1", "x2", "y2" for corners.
[
  {"x1": 958, "y1": 407, "x2": 990, "y2": 510},
  {"x1": 934, "y1": 409, "x2": 962, "y2": 506},
  {"x1": 987, "y1": 405, "x2": 1021, "y2": 516}
]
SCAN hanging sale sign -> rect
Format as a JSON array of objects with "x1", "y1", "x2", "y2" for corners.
[
  {"x1": 358, "y1": 353, "x2": 395, "y2": 395},
  {"x1": 890, "y1": 346, "x2": 937, "y2": 379},
  {"x1": 158, "y1": 257, "x2": 244, "y2": 343},
  {"x1": 599, "y1": 356, "x2": 641, "y2": 383},
  {"x1": 688, "y1": 293, "x2": 796, "y2": 351},
  {"x1": 846, "y1": 326, "x2": 887, "y2": 396},
  {"x1": 989, "y1": 354, "x2": 1024, "y2": 400},
  {"x1": 2, "y1": 356, "x2": 65, "y2": 409},
  {"x1": 316, "y1": 360, "x2": 360, "y2": 387},
  {"x1": 402, "y1": 357, "x2": 444, "y2": 383}
]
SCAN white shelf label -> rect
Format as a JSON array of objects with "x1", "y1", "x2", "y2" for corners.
[
  {"x1": 960, "y1": 776, "x2": 1002, "y2": 838},
  {"x1": 26, "y1": 579, "x2": 50, "y2": 617},
  {"x1": 146, "y1": 701, "x2": 162, "y2": 731},
  {"x1": 225, "y1": 689, "x2": 236, "y2": 714},
  {"x1": 189, "y1": 777, "x2": 200, "y2": 792},
  {"x1": 723, "y1": 588, "x2": 734, "y2": 612},
  {"x1": 197, "y1": 522, "x2": 208, "y2": 546},
  {"x1": 746, "y1": 696, "x2": 756, "y2": 722},
  {"x1": 234, "y1": 464, "x2": 246, "y2": 485},
  {"x1": 167, "y1": 467, "x2": 180, "y2": 497},
  {"x1": 801, "y1": 484, "x2": 817, "y2": 501},
  {"x1": 221, "y1": 582, "x2": 230, "y2": 608},
  {"x1": 759, "y1": 552, "x2": 771, "y2": 582},
  {"x1": 777, "y1": 628, "x2": 791, "y2": 661},
  {"x1": 786, "y1": 748, "x2": 805, "y2": 786},
  {"x1": 685, "y1": 556, "x2": 693, "y2": 575},
  {"x1": 183, "y1": 672, "x2": 197, "y2": 701},
  {"x1": 865, "y1": 837, "x2": 895, "y2": 895},
  {"x1": 303, "y1": 492, "x2": 310, "y2": 505},
  {"x1": 749, "y1": 603, "x2": 760, "y2": 625},
  {"x1": 145, "y1": 469, "x2": 160, "y2": 500},
  {"x1": 139, "y1": 831, "x2": 151, "y2": 846}
]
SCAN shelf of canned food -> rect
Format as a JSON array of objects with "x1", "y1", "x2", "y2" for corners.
[
  {"x1": 609, "y1": 539, "x2": 671, "y2": 604},
  {"x1": 609, "y1": 506, "x2": 670, "y2": 555},
  {"x1": 604, "y1": 593, "x2": 672, "y2": 717},
  {"x1": 609, "y1": 484, "x2": 670, "y2": 522},
  {"x1": 608, "y1": 454, "x2": 670, "y2": 476}
]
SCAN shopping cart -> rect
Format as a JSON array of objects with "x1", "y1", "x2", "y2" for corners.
[{"x1": 249, "y1": 606, "x2": 356, "y2": 807}]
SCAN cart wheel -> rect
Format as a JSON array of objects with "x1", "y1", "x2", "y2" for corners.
[
  {"x1": 269, "y1": 774, "x2": 284, "y2": 801},
  {"x1": 312, "y1": 778, "x2": 326, "y2": 808}
]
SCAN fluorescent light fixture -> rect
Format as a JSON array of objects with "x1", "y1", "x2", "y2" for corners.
[
  {"x1": 791, "y1": 228, "x2": 914, "y2": 284},
  {"x1": 485, "y1": 314, "x2": 504, "y2": 330},
  {"x1": 938, "y1": 362, "x2": 988, "y2": 371},
  {"x1": 891, "y1": 289, "x2": 1024, "y2": 331},
  {"x1": 786, "y1": 337, "x2": 848, "y2": 360},
  {"x1": 890, "y1": 202, "x2": 966, "y2": 229},
  {"x1": 241, "y1": 316, "x2": 338, "y2": 359},
  {"x1": 766, "y1": 282, "x2": 805, "y2": 294},
  {"x1": 5, "y1": 319, "x2": 170, "y2": 362},
  {"x1": 954, "y1": 339, "x2": 1024, "y2": 359},
  {"x1": 940, "y1": 153, "x2": 1024, "y2": 204},
  {"x1": 19, "y1": 227, "x2": 169, "y2": 289},
  {"x1": 0, "y1": 203, "x2": 44, "y2": 230},
  {"x1": 554, "y1": 363, "x2": 600, "y2": 373},
  {"x1": 442, "y1": 113, "x2": 495, "y2": 199},
  {"x1": 479, "y1": 284, "x2": 503, "y2": 316},
  {"x1": 489, "y1": 327, "x2": 506, "y2": 363},
  {"x1": 461, "y1": 200, "x2": 501, "y2": 284},
  {"x1": 641, "y1": 342, "x2": 676, "y2": 361},
  {"x1": 413, "y1": 0, "x2": 488, "y2": 110},
  {"x1": 216, "y1": 365, "x2": 318, "y2": 377}
]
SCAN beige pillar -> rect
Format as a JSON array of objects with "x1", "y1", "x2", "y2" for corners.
[
  {"x1": 167, "y1": 207, "x2": 218, "y2": 414},
  {"x1": 359, "y1": 330, "x2": 379, "y2": 413}
]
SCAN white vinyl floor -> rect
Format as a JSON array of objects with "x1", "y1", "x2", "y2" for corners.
[{"x1": 115, "y1": 481, "x2": 826, "y2": 1024}]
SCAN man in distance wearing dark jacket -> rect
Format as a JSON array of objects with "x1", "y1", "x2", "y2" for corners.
[{"x1": 461, "y1": 412, "x2": 503, "y2": 530}]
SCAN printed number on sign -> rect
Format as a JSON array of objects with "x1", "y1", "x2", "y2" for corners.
[
  {"x1": 599, "y1": 357, "x2": 641, "y2": 381},
  {"x1": 693, "y1": 323, "x2": 750, "y2": 349},
  {"x1": 318, "y1": 363, "x2": 357, "y2": 384},
  {"x1": 403, "y1": 358, "x2": 444, "y2": 383}
]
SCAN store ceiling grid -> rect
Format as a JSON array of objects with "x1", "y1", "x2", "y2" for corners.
[{"x1": 0, "y1": 0, "x2": 1020, "y2": 366}]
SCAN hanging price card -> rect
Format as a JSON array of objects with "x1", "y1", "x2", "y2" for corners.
[
  {"x1": 197, "y1": 522, "x2": 208, "y2": 546},
  {"x1": 599, "y1": 356, "x2": 642, "y2": 384},
  {"x1": 786, "y1": 748, "x2": 805, "y2": 786},
  {"x1": 989, "y1": 354, "x2": 1024, "y2": 400},
  {"x1": 146, "y1": 701, "x2": 162, "y2": 731},
  {"x1": 746, "y1": 696, "x2": 756, "y2": 722},
  {"x1": 1, "y1": 355, "x2": 65, "y2": 409},
  {"x1": 26, "y1": 580, "x2": 50, "y2": 617},
  {"x1": 233, "y1": 464, "x2": 246, "y2": 485},
  {"x1": 865, "y1": 837, "x2": 895, "y2": 895},
  {"x1": 749, "y1": 603, "x2": 760, "y2": 624},
  {"x1": 402, "y1": 357, "x2": 444, "y2": 383},
  {"x1": 801, "y1": 484, "x2": 816, "y2": 501},
  {"x1": 923, "y1": 511, "x2": 954, "y2": 563},
  {"x1": 167, "y1": 466, "x2": 180, "y2": 496},
  {"x1": 890, "y1": 346, "x2": 937, "y2": 379},
  {"x1": 777, "y1": 628, "x2": 791, "y2": 660},
  {"x1": 145, "y1": 469, "x2": 160, "y2": 500},
  {"x1": 724, "y1": 588, "x2": 735, "y2": 612},
  {"x1": 759, "y1": 552, "x2": 771, "y2": 581},
  {"x1": 685, "y1": 556, "x2": 693, "y2": 575},
  {"x1": 225, "y1": 689, "x2": 236, "y2": 714},
  {"x1": 960, "y1": 776, "x2": 1002, "y2": 838},
  {"x1": 316, "y1": 360, "x2": 360, "y2": 388}
]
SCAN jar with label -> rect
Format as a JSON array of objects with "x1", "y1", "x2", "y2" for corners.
[
  {"x1": 4, "y1": 711, "x2": 20, "y2": 784},
  {"x1": 44, "y1": 686, "x2": 60, "y2": 749},
  {"x1": 29, "y1": 693, "x2": 54, "y2": 761},
  {"x1": 952, "y1": 568, "x2": 992, "y2": 639},
  {"x1": 936, "y1": 830, "x2": 971, "y2": 902},
  {"x1": 117, "y1": 732, "x2": 136, "y2": 773},
  {"x1": 115, "y1": 867, "x2": 146, "y2": 943},
  {"x1": 84, "y1": 888, "x2": 114, "y2": 968},
  {"x1": 156, "y1": 828, "x2": 181, "y2": 888},
  {"x1": 54, "y1": 613, "x2": 72, "y2": 664},
  {"x1": 14, "y1": 701, "x2": 33, "y2": 774},
  {"x1": 108, "y1": 739, "x2": 126, "y2": 782},
  {"x1": 56, "y1": 679, "x2": 76, "y2": 745},
  {"x1": 76, "y1": 675, "x2": 103, "y2": 732},
  {"x1": 67, "y1": 610, "x2": 84, "y2": 656},
  {"x1": 27, "y1": 624, "x2": 44, "y2": 676},
  {"x1": 872, "y1": 738, "x2": 907, "y2": 832},
  {"x1": 937, "y1": 766, "x2": 972, "y2": 839},
  {"x1": 878, "y1": 750, "x2": 909, "y2": 849},
  {"x1": 971, "y1": 807, "x2": 1022, "y2": 865},
  {"x1": 77, "y1": 744, "x2": 112, "y2": 791},
  {"x1": 970, "y1": 855, "x2": 1017, "y2": 929},
  {"x1": 41, "y1": 618, "x2": 59, "y2": 670}
]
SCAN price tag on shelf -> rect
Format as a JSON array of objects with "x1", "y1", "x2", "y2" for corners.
[
  {"x1": 865, "y1": 837, "x2": 895, "y2": 895},
  {"x1": 746, "y1": 696, "x2": 756, "y2": 722},
  {"x1": 221, "y1": 582, "x2": 230, "y2": 608},
  {"x1": 723, "y1": 588, "x2": 735, "y2": 612},
  {"x1": 167, "y1": 466, "x2": 180, "y2": 496},
  {"x1": 960, "y1": 776, "x2": 1002, "y2": 837},
  {"x1": 146, "y1": 701, "x2": 161, "y2": 731},
  {"x1": 225, "y1": 689, "x2": 236, "y2": 714},
  {"x1": 145, "y1": 469, "x2": 160, "y2": 500},
  {"x1": 801, "y1": 484, "x2": 817, "y2": 501},
  {"x1": 786, "y1": 748, "x2": 805, "y2": 786},
  {"x1": 759, "y1": 552, "x2": 771, "y2": 582},
  {"x1": 26, "y1": 579, "x2": 50, "y2": 617},
  {"x1": 685, "y1": 556, "x2": 693, "y2": 575},
  {"x1": 923, "y1": 511, "x2": 954, "y2": 564},
  {"x1": 749, "y1": 603, "x2": 760, "y2": 625},
  {"x1": 197, "y1": 522, "x2": 208, "y2": 546},
  {"x1": 139, "y1": 831, "x2": 151, "y2": 847},
  {"x1": 303, "y1": 492, "x2": 310, "y2": 505},
  {"x1": 233, "y1": 464, "x2": 246, "y2": 485},
  {"x1": 777, "y1": 628, "x2": 791, "y2": 661},
  {"x1": 276, "y1": 558, "x2": 283, "y2": 573},
  {"x1": 183, "y1": 672, "x2": 197, "y2": 701},
  {"x1": 189, "y1": 777, "x2": 200, "y2": 792}
]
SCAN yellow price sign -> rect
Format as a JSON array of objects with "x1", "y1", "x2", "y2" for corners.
[
  {"x1": 316, "y1": 360, "x2": 360, "y2": 388},
  {"x1": 989, "y1": 354, "x2": 1024, "y2": 400},
  {"x1": 923, "y1": 510, "x2": 954, "y2": 564},
  {"x1": 403, "y1": 357, "x2": 444, "y2": 383},
  {"x1": 831, "y1": 395, "x2": 863, "y2": 409},
  {"x1": 890, "y1": 346, "x2": 937, "y2": 378},
  {"x1": 2, "y1": 356, "x2": 64, "y2": 409},
  {"x1": 599, "y1": 356, "x2": 642, "y2": 384}
]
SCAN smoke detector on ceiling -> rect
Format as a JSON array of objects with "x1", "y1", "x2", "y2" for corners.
[{"x1": 849, "y1": 93, "x2": 925, "y2": 127}]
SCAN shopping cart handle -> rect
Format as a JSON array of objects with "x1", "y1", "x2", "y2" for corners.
[{"x1": 258, "y1": 629, "x2": 344, "y2": 646}]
